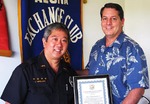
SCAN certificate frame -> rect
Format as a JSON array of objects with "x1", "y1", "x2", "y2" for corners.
[{"x1": 73, "y1": 74, "x2": 113, "y2": 104}]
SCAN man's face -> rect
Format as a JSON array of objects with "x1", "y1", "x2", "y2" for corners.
[
  {"x1": 42, "y1": 29, "x2": 68, "y2": 60},
  {"x1": 101, "y1": 8, "x2": 124, "y2": 38}
]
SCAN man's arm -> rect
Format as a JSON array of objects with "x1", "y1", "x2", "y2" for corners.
[
  {"x1": 122, "y1": 88, "x2": 144, "y2": 104},
  {"x1": 76, "y1": 69, "x2": 89, "y2": 76}
]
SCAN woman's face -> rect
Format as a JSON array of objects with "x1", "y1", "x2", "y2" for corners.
[{"x1": 42, "y1": 29, "x2": 69, "y2": 60}]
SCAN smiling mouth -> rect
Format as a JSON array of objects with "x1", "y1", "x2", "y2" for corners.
[
  {"x1": 54, "y1": 49, "x2": 62, "y2": 53},
  {"x1": 106, "y1": 26, "x2": 113, "y2": 29}
]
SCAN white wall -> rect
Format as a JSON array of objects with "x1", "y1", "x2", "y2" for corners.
[
  {"x1": 124, "y1": 0, "x2": 150, "y2": 101},
  {"x1": 0, "y1": 0, "x2": 21, "y2": 103},
  {"x1": 0, "y1": 0, "x2": 149, "y2": 103}
]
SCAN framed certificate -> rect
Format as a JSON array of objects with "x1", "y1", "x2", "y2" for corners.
[{"x1": 73, "y1": 74, "x2": 113, "y2": 104}]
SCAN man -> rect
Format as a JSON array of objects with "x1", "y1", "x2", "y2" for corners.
[
  {"x1": 77, "y1": 3, "x2": 149, "y2": 104},
  {"x1": 1, "y1": 22, "x2": 77, "y2": 104}
]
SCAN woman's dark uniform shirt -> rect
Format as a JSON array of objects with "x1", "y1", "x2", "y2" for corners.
[{"x1": 1, "y1": 52, "x2": 77, "y2": 104}]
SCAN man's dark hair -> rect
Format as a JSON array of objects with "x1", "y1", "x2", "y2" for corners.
[
  {"x1": 43, "y1": 22, "x2": 70, "y2": 42},
  {"x1": 100, "y1": 3, "x2": 124, "y2": 20}
]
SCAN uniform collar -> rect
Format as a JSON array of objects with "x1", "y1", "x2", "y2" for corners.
[
  {"x1": 38, "y1": 51, "x2": 70, "y2": 75},
  {"x1": 37, "y1": 51, "x2": 49, "y2": 70}
]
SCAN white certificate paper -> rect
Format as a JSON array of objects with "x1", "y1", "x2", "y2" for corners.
[{"x1": 73, "y1": 75, "x2": 112, "y2": 104}]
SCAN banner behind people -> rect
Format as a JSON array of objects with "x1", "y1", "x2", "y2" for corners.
[
  {"x1": 18, "y1": 0, "x2": 83, "y2": 70},
  {"x1": 0, "y1": 0, "x2": 12, "y2": 57}
]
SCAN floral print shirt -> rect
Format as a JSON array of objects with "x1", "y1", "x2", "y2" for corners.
[{"x1": 86, "y1": 33, "x2": 149, "y2": 104}]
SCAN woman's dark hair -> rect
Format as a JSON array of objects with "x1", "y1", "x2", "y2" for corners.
[
  {"x1": 43, "y1": 22, "x2": 70, "y2": 42},
  {"x1": 100, "y1": 3, "x2": 124, "y2": 20}
]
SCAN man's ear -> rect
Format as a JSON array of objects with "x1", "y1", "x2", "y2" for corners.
[
  {"x1": 122, "y1": 18, "x2": 125, "y2": 27},
  {"x1": 42, "y1": 38, "x2": 46, "y2": 48}
]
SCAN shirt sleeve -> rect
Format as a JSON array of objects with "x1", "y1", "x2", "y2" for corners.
[
  {"x1": 1, "y1": 64, "x2": 28, "y2": 104},
  {"x1": 126, "y1": 44, "x2": 149, "y2": 89}
]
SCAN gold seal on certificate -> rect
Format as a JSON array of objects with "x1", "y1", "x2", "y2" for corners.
[{"x1": 73, "y1": 74, "x2": 113, "y2": 104}]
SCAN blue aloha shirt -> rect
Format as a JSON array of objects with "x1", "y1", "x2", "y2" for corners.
[{"x1": 86, "y1": 32, "x2": 149, "y2": 104}]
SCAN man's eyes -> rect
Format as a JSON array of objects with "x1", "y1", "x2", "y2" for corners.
[
  {"x1": 52, "y1": 38, "x2": 67, "y2": 42},
  {"x1": 52, "y1": 37, "x2": 58, "y2": 41},
  {"x1": 112, "y1": 17, "x2": 117, "y2": 20},
  {"x1": 102, "y1": 17, "x2": 107, "y2": 21},
  {"x1": 102, "y1": 17, "x2": 117, "y2": 21},
  {"x1": 62, "y1": 39, "x2": 68, "y2": 43}
]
